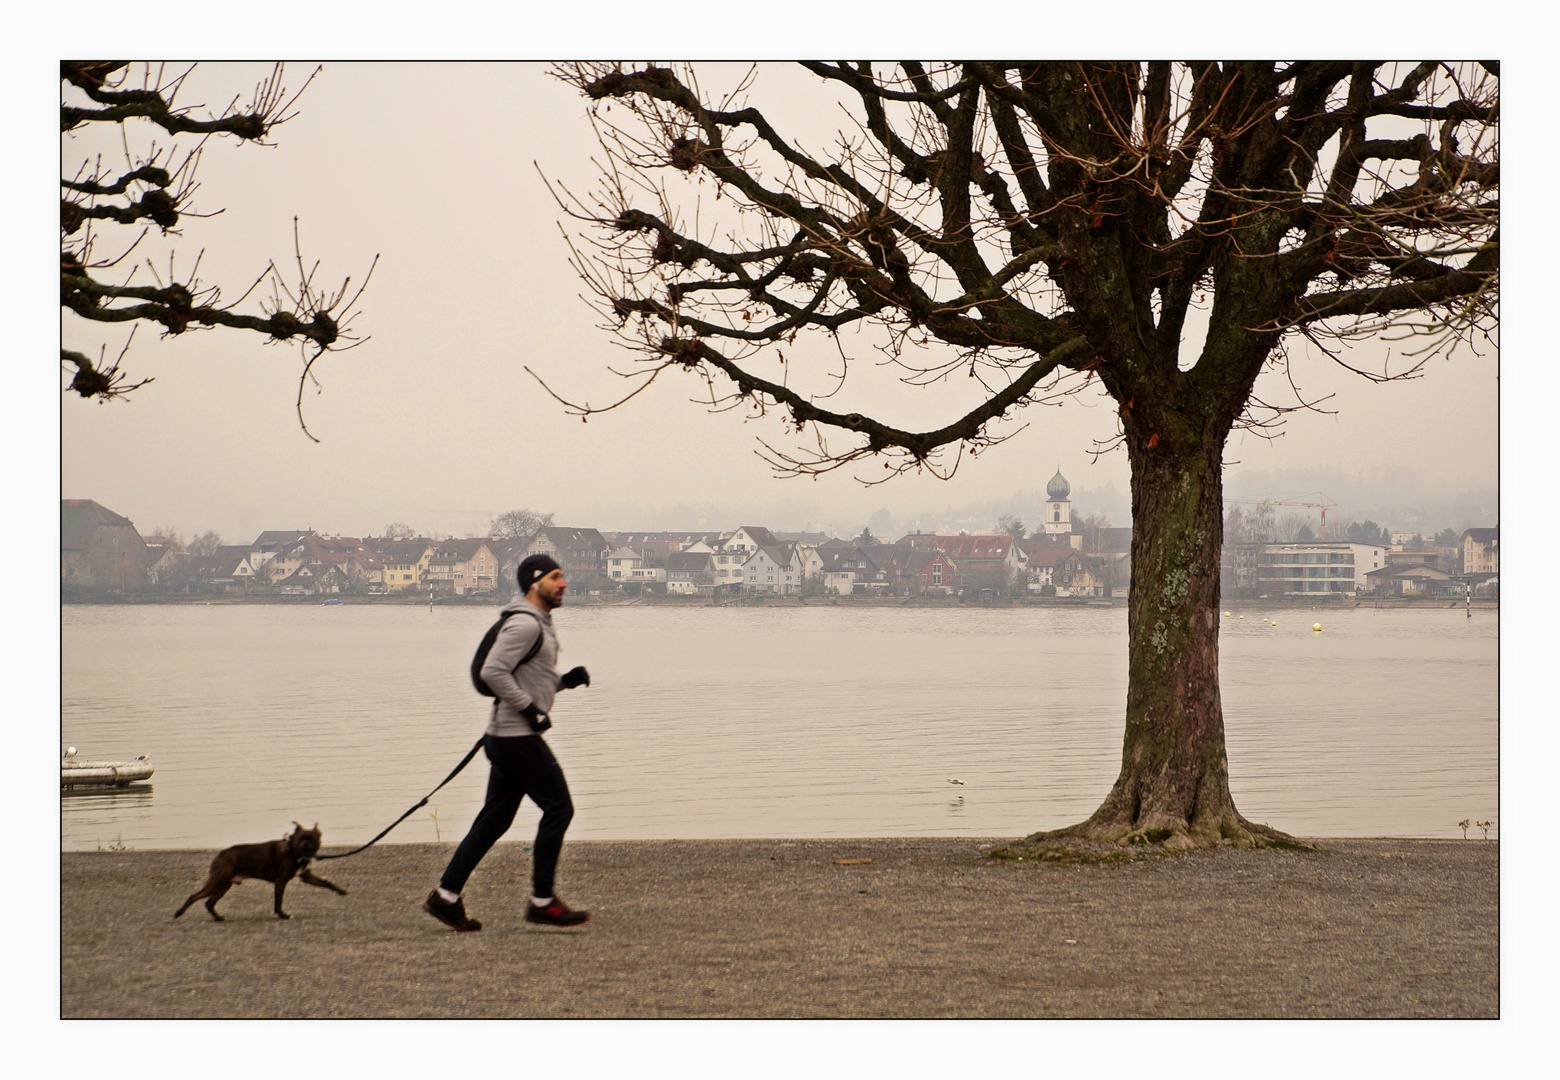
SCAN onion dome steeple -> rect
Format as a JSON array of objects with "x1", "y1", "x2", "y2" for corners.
[{"x1": 1046, "y1": 467, "x2": 1071, "y2": 500}]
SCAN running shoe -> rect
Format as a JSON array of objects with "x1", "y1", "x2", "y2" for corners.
[
  {"x1": 424, "y1": 889, "x2": 482, "y2": 931},
  {"x1": 525, "y1": 896, "x2": 589, "y2": 927}
]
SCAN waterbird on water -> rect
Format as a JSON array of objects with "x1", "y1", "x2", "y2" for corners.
[{"x1": 947, "y1": 778, "x2": 965, "y2": 786}]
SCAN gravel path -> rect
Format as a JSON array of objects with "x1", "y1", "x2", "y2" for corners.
[{"x1": 61, "y1": 837, "x2": 1496, "y2": 1018}]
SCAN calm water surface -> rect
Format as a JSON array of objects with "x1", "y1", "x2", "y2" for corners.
[{"x1": 61, "y1": 603, "x2": 1497, "y2": 850}]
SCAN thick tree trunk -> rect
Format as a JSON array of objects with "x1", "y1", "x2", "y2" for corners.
[{"x1": 1033, "y1": 423, "x2": 1296, "y2": 851}]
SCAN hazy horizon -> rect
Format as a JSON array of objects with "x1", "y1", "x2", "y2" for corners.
[{"x1": 65, "y1": 460, "x2": 1496, "y2": 549}]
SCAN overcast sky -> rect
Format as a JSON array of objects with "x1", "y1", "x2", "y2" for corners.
[{"x1": 58, "y1": 62, "x2": 1499, "y2": 543}]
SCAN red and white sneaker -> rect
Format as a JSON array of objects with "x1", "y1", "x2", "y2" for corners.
[{"x1": 525, "y1": 896, "x2": 589, "y2": 927}]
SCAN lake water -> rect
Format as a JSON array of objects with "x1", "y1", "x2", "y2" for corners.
[{"x1": 60, "y1": 602, "x2": 1497, "y2": 850}]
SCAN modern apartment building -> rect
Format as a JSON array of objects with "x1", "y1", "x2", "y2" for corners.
[{"x1": 1256, "y1": 542, "x2": 1385, "y2": 595}]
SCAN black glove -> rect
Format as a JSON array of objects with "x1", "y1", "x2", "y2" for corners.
[
  {"x1": 519, "y1": 702, "x2": 552, "y2": 733},
  {"x1": 560, "y1": 666, "x2": 591, "y2": 690}
]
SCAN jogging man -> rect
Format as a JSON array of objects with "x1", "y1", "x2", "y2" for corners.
[{"x1": 424, "y1": 554, "x2": 591, "y2": 931}]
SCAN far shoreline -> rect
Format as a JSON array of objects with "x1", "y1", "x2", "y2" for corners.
[{"x1": 60, "y1": 593, "x2": 1496, "y2": 610}]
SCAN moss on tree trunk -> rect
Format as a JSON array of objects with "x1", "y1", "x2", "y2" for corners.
[{"x1": 1030, "y1": 422, "x2": 1300, "y2": 851}]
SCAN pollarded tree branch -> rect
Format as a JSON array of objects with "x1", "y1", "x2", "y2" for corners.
[
  {"x1": 63, "y1": 269, "x2": 342, "y2": 345},
  {"x1": 63, "y1": 65, "x2": 373, "y2": 424},
  {"x1": 62, "y1": 189, "x2": 179, "y2": 233},
  {"x1": 1291, "y1": 239, "x2": 1496, "y2": 325},
  {"x1": 610, "y1": 208, "x2": 784, "y2": 276},
  {"x1": 816, "y1": 62, "x2": 1048, "y2": 258},
  {"x1": 61, "y1": 61, "x2": 316, "y2": 142},
  {"x1": 62, "y1": 344, "x2": 152, "y2": 399},
  {"x1": 554, "y1": 61, "x2": 1495, "y2": 478},
  {"x1": 62, "y1": 102, "x2": 268, "y2": 138},
  {"x1": 600, "y1": 169, "x2": 1069, "y2": 353},
  {"x1": 1367, "y1": 98, "x2": 1498, "y2": 122},
  {"x1": 63, "y1": 164, "x2": 171, "y2": 196},
  {"x1": 656, "y1": 332, "x2": 1094, "y2": 460},
  {"x1": 581, "y1": 67, "x2": 961, "y2": 272},
  {"x1": 796, "y1": 62, "x2": 979, "y2": 105},
  {"x1": 614, "y1": 281, "x2": 867, "y2": 340}
]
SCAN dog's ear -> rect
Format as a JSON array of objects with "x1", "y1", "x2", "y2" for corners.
[{"x1": 292, "y1": 821, "x2": 303, "y2": 833}]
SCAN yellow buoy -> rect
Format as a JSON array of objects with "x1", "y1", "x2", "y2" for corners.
[
  {"x1": 1312, "y1": 623, "x2": 1322, "y2": 632},
  {"x1": 1223, "y1": 611, "x2": 1231, "y2": 617}
]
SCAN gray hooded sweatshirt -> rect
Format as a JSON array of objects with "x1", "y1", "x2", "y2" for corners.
[{"x1": 480, "y1": 595, "x2": 560, "y2": 738}]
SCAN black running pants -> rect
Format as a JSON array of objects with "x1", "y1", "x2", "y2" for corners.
[{"x1": 439, "y1": 734, "x2": 574, "y2": 897}]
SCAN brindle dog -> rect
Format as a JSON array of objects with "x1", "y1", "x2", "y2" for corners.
[{"x1": 174, "y1": 822, "x2": 346, "y2": 921}]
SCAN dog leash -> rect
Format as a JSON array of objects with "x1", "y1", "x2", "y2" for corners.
[{"x1": 316, "y1": 737, "x2": 487, "y2": 861}]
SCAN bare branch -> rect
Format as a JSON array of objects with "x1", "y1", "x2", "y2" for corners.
[
  {"x1": 63, "y1": 64, "x2": 369, "y2": 415},
  {"x1": 544, "y1": 61, "x2": 1494, "y2": 473}
]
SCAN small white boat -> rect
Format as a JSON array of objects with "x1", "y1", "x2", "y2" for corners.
[{"x1": 61, "y1": 747, "x2": 154, "y2": 788}]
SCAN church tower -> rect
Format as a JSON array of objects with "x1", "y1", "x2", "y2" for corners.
[{"x1": 1043, "y1": 467, "x2": 1073, "y2": 541}]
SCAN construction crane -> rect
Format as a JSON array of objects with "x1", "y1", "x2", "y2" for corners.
[{"x1": 1226, "y1": 492, "x2": 1337, "y2": 540}]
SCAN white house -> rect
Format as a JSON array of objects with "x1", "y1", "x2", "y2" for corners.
[
  {"x1": 230, "y1": 554, "x2": 257, "y2": 584},
  {"x1": 606, "y1": 546, "x2": 642, "y2": 581},
  {"x1": 709, "y1": 548, "x2": 748, "y2": 590},
  {"x1": 720, "y1": 526, "x2": 780, "y2": 557},
  {"x1": 794, "y1": 543, "x2": 825, "y2": 586},
  {"x1": 666, "y1": 550, "x2": 714, "y2": 595},
  {"x1": 820, "y1": 546, "x2": 889, "y2": 595},
  {"x1": 1461, "y1": 527, "x2": 1498, "y2": 576},
  {"x1": 743, "y1": 544, "x2": 806, "y2": 594},
  {"x1": 1022, "y1": 545, "x2": 1074, "y2": 590}
]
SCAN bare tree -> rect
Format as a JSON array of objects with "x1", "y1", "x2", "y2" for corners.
[
  {"x1": 1080, "y1": 512, "x2": 1112, "y2": 553},
  {"x1": 62, "y1": 62, "x2": 377, "y2": 439},
  {"x1": 550, "y1": 62, "x2": 1497, "y2": 850},
  {"x1": 381, "y1": 522, "x2": 416, "y2": 541},
  {"x1": 1275, "y1": 512, "x2": 1308, "y2": 542},
  {"x1": 1220, "y1": 505, "x2": 1267, "y2": 598},
  {"x1": 488, "y1": 508, "x2": 554, "y2": 540},
  {"x1": 188, "y1": 530, "x2": 222, "y2": 557},
  {"x1": 996, "y1": 513, "x2": 1027, "y2": 540},
  {"x1": 143, "y1": 526, "x2": 185, "y2": 552}
]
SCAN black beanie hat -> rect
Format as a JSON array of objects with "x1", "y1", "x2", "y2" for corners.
[{"x1": 517, "y1": 553, "x2": 562, "y2": 593}]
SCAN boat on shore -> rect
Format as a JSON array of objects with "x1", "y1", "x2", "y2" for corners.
[{"x1": 62, "y1": 747, "x2": 154, "y2": 788}]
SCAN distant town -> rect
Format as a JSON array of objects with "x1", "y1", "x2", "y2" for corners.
[{"x1": 62, "y1": 470, "x2": 1497, "y2": 604}]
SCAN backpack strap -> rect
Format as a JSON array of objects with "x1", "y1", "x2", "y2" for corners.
[{"x1": 500, "y1": 607, "x2": 547, "y2": 681}]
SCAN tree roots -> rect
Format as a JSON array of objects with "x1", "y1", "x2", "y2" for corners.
[{"x1": 990, "y1": 812, "x2": 1315, "y2": 863}]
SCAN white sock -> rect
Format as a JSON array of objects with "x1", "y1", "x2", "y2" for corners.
[
  {"x1": 437, "y1": 887, "x2": 460, "y2": 903},
  {"x1": 531, "y1": 896, "x2": 553, "y2": 907}
]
